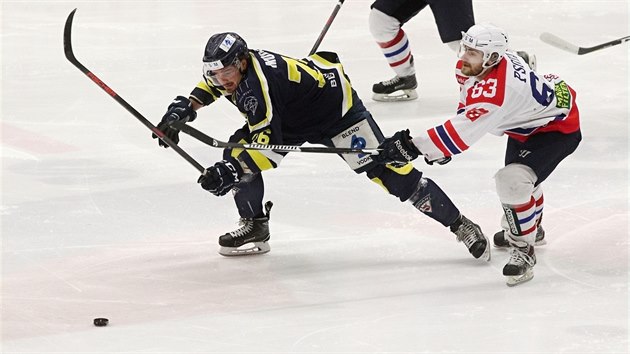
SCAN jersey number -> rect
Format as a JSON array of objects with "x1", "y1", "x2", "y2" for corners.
[
  {"x1": 284, "y1": 57, "x2": 326, "y2": 88},
  {"x1": 470, "y1": 78, "x2": 498, "y2": 98},
  {"x1": 529, "y1": 72, "x2": 555, "y2": 107}
]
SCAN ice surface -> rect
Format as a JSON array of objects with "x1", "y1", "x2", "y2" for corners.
[{"x1": 2, "y1": 0, "x2": 628, "y2": 353}]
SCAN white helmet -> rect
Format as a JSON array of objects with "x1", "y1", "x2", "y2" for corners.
[{"x1": 460, "y1": 23, "x2": 508, "y2": 68}]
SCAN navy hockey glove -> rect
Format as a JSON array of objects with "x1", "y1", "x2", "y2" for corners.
[
  {"x1": 425, "y1": 156, "x2": 452, "y2": 165},
  {"x1": 198, "y1": 160, "x2": 242, "y2": 196},
  {"x1": 152, "y1": 96, "x2": 197, "y2": 148},
  {"x1": 375, "y1": 129, "x2": 421, "y2": 164}
]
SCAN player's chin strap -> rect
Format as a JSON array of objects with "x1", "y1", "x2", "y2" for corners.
[{"x1": 170, "y1": 121, "x2": 381, "y2": 156}]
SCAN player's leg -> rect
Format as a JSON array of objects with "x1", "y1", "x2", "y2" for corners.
[
  {"x1": 428, "y1": 0, "x2": 475, "y2": 51},
  {"x1": 217, "y1": 126, "x2": 272, "y2": 256},
  {"x1": 322, "y1": 110, "x2": 490, "y2": 260},
  {"x1": 495, "y1": 131, "x2": 581, "y2": 285},
  {"x1": 369, "y1": 0, "x2": 426, "y2": 101}
]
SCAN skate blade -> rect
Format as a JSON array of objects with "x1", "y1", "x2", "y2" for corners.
[
  {"x1": 479, "y1": 244, "x2": 491, "y2": 262},
  {"x1": 495, "y1": 239, "x2": 546, "y2": 249},
  {"x1": 373, "y1": 89, "x2": 418, "y2": 102},
  {"x1": 219, "y1": 242, "x2": 270, "y2": 257},
  {"x1": 506, "y1": 269, "x2": 534, "y2": 287}
]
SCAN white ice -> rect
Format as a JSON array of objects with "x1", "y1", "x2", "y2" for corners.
[{"x1": 1, "y1": 0, "x2": 628, "y2": 353}]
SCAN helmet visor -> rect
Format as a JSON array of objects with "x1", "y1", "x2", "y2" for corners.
[{"x1": 203, "y1": 61, "x2": 240, "y2": 87}]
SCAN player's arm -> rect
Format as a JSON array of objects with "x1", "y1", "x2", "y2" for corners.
[{"x1": 414, "y1": 101, "x2": 502, "y2": 162}]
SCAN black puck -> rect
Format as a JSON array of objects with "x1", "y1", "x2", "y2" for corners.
[{"x1": 93, "y1": 318, "x2": 109, "y2": 327}]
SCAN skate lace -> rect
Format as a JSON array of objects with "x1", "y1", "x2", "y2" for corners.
[
  {"x1": 229, "y1": 218, "x2": 254, "y2": 238},
  {"x1": 455, "y1": 223, "x2": 480, "y2": 248},
  {"x1": 508, "y1": 247, "x2": 535, "y2": 266},
  {"x1": 382, "y1": 76, "x2": 402, "y2": 86}
]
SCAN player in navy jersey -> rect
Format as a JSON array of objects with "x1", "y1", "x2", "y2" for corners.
[
  {"x1": 375, "y1": 24, "x2": 581, "y2": 286},
  {"x1": 153, "y1": 32, "x2": 491, "y2": 260}
]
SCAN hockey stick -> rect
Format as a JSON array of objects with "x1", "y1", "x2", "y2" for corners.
[
  {"x1": 63, "y1": 9, "x2": 205, "y2": 173},
  {"x1": 309, "y1": 0, "x2": 345, "y2": 55},
  {"x1": 540, "y1": 32, "x2": 630, "y2": 55},
  {"x1": 171, "y1": 121, "x2": 380, "y2": 155}
]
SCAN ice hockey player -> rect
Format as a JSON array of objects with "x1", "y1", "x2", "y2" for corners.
[
  {"x1": 153, "y1": 32, "x2": 490, "y2": 261},
  {"x1": 368, "y1": 0, "x2": 537, "y2": 102},
  {"x1": 368, "y1": 0, "x2": 475, "y2": 101},
  {"x1": 374, "y1": 24, "x2": 581, "y2": 286}
]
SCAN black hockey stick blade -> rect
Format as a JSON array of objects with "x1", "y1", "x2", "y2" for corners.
[
  {"x1": 63, "y1": 9, "x2": 205, "y2": 173},
  {"x1": 171, "y1": 121, "x2": 380, "y2": 155},
  {"x1": 540, "y1": 32, "x2": 630, "y2": 55}
]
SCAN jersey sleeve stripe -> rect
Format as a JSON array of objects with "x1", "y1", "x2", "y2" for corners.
[
  {"x1": 444, "y1": 120, "x2": 469, "y2": 152},
  {"x1": 427, "y1": 128, "x2": 451, "y2": 156},
  {"x1": 435, "y1": 125, "x2": 462, "y2": 155}
]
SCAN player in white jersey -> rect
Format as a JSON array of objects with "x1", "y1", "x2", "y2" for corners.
[{"x1": 374, "y1": 24, "x2": 582, "y2": 286}]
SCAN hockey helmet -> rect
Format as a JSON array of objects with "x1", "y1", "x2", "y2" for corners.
[
  {"x1": 202, "y1": 32, "x2": 249, "y2": 84},
  {"x1": 459, "y1": 24, "x2": 508, "y2": 68}
]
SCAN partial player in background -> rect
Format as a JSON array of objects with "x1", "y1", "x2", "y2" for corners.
[
  {"x1": 368, "y1": 0, "x2": 537, "y2": 102},
  {"x1": 375, "y1": 24, "x2": 581, "y2": 286},
  {"x1": 153, "y1": 32, "x2": 491, "y2": 261},
  {"x1": 368, "y1": 0, "x2": 474, "y2": 101}
]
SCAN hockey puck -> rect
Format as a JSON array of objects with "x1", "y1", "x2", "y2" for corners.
[{"x1": 93, "y1": 318, "x2": 109, "y2": 327}]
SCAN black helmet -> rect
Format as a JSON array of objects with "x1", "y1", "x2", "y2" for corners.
[{"x1": 202, "y1": 32, "x2": 248, "y2": 71}]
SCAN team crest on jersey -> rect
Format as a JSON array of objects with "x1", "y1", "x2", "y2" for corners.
[{"x1": 243, "y1": 96, "x2": 258, "y2": 115}]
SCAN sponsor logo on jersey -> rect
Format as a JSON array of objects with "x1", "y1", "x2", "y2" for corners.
[{"x1": 554, "y1": 80, "x2": 570, "y2": 109}]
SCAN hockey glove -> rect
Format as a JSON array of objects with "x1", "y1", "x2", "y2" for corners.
[
  {"x1": 375, "y1": 129, "x2": 421, "y2": 164},
  {"x1": 198, "y1": 159, "x2": 242, "y2": 196},
  {"x1": 152, "y1": 96, "x2": 198, "y2": 148}
]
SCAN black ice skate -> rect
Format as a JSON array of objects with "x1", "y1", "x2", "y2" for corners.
[
  {"x1": 503, "y1": 243, "x2": 536, "y2": 287},
  {"x1": 493, "y1": 225, "x2": 546, "y2": 248},
  {"x1": 450, "y1": 215, "x2": 491, "y2": 261},
  {"x1": 516, "y1": 50, "x2": 537, "y2": 71},
  {"x1": 372, "y1": 74, "x2": 418, "y2": 102},
  {"x1": 218, "y1": 201, "x2": 272, "y2": 257}
]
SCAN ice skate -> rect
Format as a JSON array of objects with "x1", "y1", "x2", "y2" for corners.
[
  {"x1": 493, "y1": 225, "x2": 546, "y2": 248},
  {"x1": 516, "y1": 50, "x2": 537, "y2": 71},
  {"x1": 503, "y1": 243, "x2": 536, "y2": 287},
  {"x1": 218, "y1": 201, "x2": 272, "y2": 256},
  {"x1": 450, "y1": 215, "x2": 491, "y2": 261},
  {"x1": 372, "y1": 74, "x2": 418, "y2": 102}
]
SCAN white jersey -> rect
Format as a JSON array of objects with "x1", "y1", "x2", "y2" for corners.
[{"x1": 413, "y1": 51, "x2": 581, "y2": 161}]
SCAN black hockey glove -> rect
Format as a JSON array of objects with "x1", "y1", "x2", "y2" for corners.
[
  {"x1": 424, "y1": 156, "x2": 452, "y2": 165},
  {"x1": 198, "y1": 159, "x2": 242, "y2": 196},
  {"x1": 152, "y1": 96, "x2": 197, "y2": 148},
  {"x1": 375, "y1": 129, "x2": 421, "y2": 164}
]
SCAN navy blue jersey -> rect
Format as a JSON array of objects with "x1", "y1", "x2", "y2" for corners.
[{"x1": 190, "y1": 50, "x2": 366, "y2": 173}]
